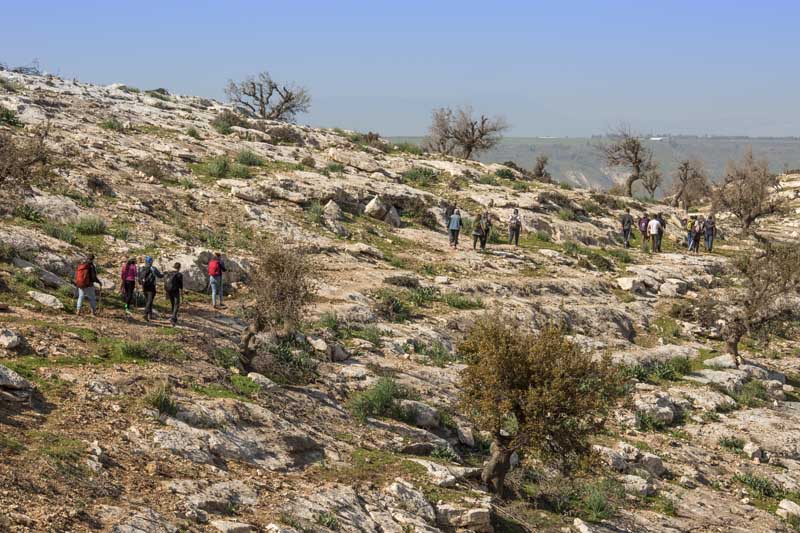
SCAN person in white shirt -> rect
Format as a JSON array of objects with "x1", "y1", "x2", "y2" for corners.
[{"x1": 647, "y1": 216, "x2": 661, "y2": 254}]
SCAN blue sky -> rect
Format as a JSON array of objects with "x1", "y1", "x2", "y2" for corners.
[{"x1": 2, "y1": 1, "x2": 798, "y2": 136}]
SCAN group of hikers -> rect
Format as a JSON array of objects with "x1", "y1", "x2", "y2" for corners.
[
  {"x1": 620, "y1": 208, "x2": 717, "y2": 253},
  {"x1": 445, "y1": 205, "x2": 523, "y2": 251},
  {"x1": 74, "y1": 252, "x2": 228, "y2": 326}
]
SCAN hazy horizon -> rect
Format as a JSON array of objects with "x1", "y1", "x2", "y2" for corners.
[{"x1": 3, "y1": 1, "x2": 799, "y2": 137}]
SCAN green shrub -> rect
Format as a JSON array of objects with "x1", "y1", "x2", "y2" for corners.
[
  {"x1": 231, "y1": 375, "x2": 260, "y2": 396},
  {"x1": 229, "y1": 163, "x2": 251, "y2": 179},
  {"x1": 13, "y1": 204, "x2": 43, "y2": 222},
  {"x1": 114, "y1": 340, "x2": 183, "y2": 362},
  {"x1": 392, "y1": 142, "x2": 423, "y2": 155},
  {"x1": 324, "y1": 163, "x2": 345, "y2": 175},
  {"x1": 374, "y1": 289, "x2": 412, "y2": 322},
  {"x1": 635, "y1": 412, "x2": 668, "y2": 431},
  {"x1": 249, "y1": 338, "x2": 318, "y2": 385},
  {"x1": 211, "y1": 109, "x2": 247, "y2": 134},
  {"x1": 306, "y1": 201, "x2": 324, "y2": 225},
  {"x1": 733, "y1": 472, "x2": 781, "y2": 499},
  {"x1": 145, "y1": 384, "x2": 178, "y2": 416},
  {"x1": 430, "y1": 446, "x2": 460, "y2": 462},
  {"x1": 212, "y1": 347, "x2": 242, "y2": 369},
  {"x1": 581, "y1": 479, "x2": 621, "y2": 522},
  {"x1": 558, "y1": 182, "x2": 574, "y2": 190},
  {"x1": 99, "y1": 117, "x2": 125, "y2": 132},
  {"x1": 235, "y1": 150, "x2": 264, "y2": 166},
  {"x1": 729, "y1": 380, "x2": 770, "y2": 407},
  {"x1": 512, "y1": 181, "x2": 530, "y2": 192},
  {"x1": 349, "y1": 325, "x2": 383, "y2": 346},
  {"x1": 495, "y1": 168, "x2": 515, "y2": 179},
  {"x1": 186, "y1": 126, "x2": 201, "y2": 139},
  {"x1": 348, "y1": 377, "x2": 409, "y2": 422},
  {"x1": 401, "y1": 167, "x2": 439, "y2": 187},
  {"x1": 418, "y1": 340, "x2": 459, "y2": 367},
  {"x1": 73, "y1": 216, "x2": 107, "y2": 235},
  {"x1": 407, "y1": 286, "x2": 440, "y2": 306},
  {"x1": 300, "y1": 155, "x2": 316, "y2": 168},
  {"x1": 477, "y1": 174, "x2": 499, "y2": 186},
  {"x1": 534, "y1": 230, "x2": 551, "y2": 242},
  {"x1": 145, "y1": 88, "x2": 170, "y2": 100},
  {"x1": 607, "y1": 249, "x2": 633, "y2": 264},
  {"x1": 206, "y1": 156, "x2": 231, "y2": 178},
  {"x1": 44, "y1": 223, "x2": 76, "y2": 245},
  {"x1": 558, "y1": 208, "x2": 578, "y2": 221},
  {"x1": 14, "y1": 270, "x2": 40, "y2": 288},
  {"x1": 132, "y1": 158, "x2": 166, "y2": 179},
  {"x1": 0, "y1": 106, "x2": 22, "y2": 127},
  {"x1": 627, "y1": 356, "x2": 692, "y2": 383},
  {"x1": 315, "y1": 512, "x2": 339, "y2": 530},
  {"x1": 441, "y1": 292, "x2": 483, "y2": 310},
  {"x1": 719, "y1": 436, "x2": 745, "y2": 451}
]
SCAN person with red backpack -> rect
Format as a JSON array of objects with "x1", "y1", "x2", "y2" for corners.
[
  {"x1": 75, "y1": 254, "x2": 101, "y2": 316},
  {"x1": 208, "y1": 252, "x2": 227, "y2": 308}
]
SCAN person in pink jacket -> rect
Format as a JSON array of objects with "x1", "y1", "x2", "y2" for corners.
[{"x1": 121, "y1": 258, "x2": 138, "y2": 315}]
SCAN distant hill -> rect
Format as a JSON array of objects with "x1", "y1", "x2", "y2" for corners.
[{"x1": 390, "y1": 135, "x2": 800, "y2": 195}]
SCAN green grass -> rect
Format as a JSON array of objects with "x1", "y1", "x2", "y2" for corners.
[
  {"x1": 417, "y1": 340, "x2": 460, "y2": 367},
  {"x1": 626, "y1": 356, "x2": 692, "y2": 384},
  {"x1": 99, "y1": 117, "x2": 125, "y2": 132},
  {"x1": 306, "y1": 201, "x2": 324, "y2": 225},
  {"x1": 0, "y1": 434, "x2": 25, "y2": 453},
  {"x1": 441, "y1": 292, "x2": 484, "y2": 309},
  {"x1": 315, "y1": 512, "x2": 339, "y2": 530},
  {"x1": 112, "y1": 340, "x2": 184, "y2": 362},
  {"x1": 0, "y1": 106, "x2": 23, "y2": 127},
  {"x1": 581, "y1": 479, "x2": 622, "y2": 522},
  {"x1": 733, "y1": 472, "x2": 781, "y2": 499},
  {"x1": 400, "y1": 167, "x2": 439, "y2": 188},
  {"x1": 348, "y1": 377, "x2": 410, "y2": 423},
  {"x1": 206, "y1": 156, "x2": 231, "y2": 178},
  {"x1": 728, "y1": 380, "x2": 770, "y2": 408},
  {"x1": 73, "y1": 216, "x2": 107, "y2": 235},
  {"x1": 13, "y1": 204, "x2": 44, "y2": 223},
  {"x1": 231, "y1": 375, "x2": 260, "y2": 396},
  {"x1": 32, "y1": 431, "x2": 87, "y2": 475},
  {"x1": 186, "y1": 126, "x2": 201, "y2": 139},
  {"x1": 235, "y1": 149, "x2": 265, "y2": 166},
  {"x1": 719, "y1": 436, "x2": 745, "y2": 451},
  {"x1": 145, "y1": 384, "x2": 178, "y2": 416}
]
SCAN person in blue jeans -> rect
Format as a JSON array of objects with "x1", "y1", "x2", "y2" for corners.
[
  {"x1": 448, "y1": 208, "x2": 462, "y2": 248},
  {"x1": 208, "y1": 252, "x2": 227, "y2": 308},
  {"x1": 704, "y1": 214, "x2": 717, "y2": 252}
]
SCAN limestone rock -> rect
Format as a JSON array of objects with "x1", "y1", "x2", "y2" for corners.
[
  {"x1": 365, "y1": 196, "x2": 389, "y2": 220},
  {"x1": 777, "y1": 499, "x2": 800, "y2": 519},
  {"x1": 27, "y1": 290, "x2": 65, "y2": 309},
  {"x1": 210, "y1": 520, "x2": 256, "y2": 533},
  {"x1": 399, "y1": 400, "x2": 440, "y2": 429},
  {"x1": 328, "y1": 147, "x2": 380, "y2": 173},
  {"x1": 634, "y1": 391, "x2": 681, "y2": 424},
  {"x1": 385, "y1": 480, "x2": 435, "y2": 524},
  {"x1": 617, "y1": 277, "x2": 646, "y2": 294},
  {"x1": 0, "y1": 329, "x2": 23, "y2": 350},
  {"x1": 0, "y1": 364, "x2": 34, "y2": 391},
  {"x1": 186, "y1": 480, "x2": 257, "y2": 514},
  {"x1": 383, "y1": 205, "x2": 401, "y2": 227},
  {"x1": 408, "y1": 459, "x2": 479, "y2": 487},
  {"x1": 743, "y1": 442, "x2": 763, "y2": 460},
  {"x1": 246, "y1": 372, "x2": 278, "y2": 391},
  {"x1": 639, "y1": 452, "x2": 666, "y2": 477},
  {"x1": 622, "y1": 474, "x2": 655, "y2": 496},
  {"x1": 593, "y1": 445, "x2": 628, "y2": 472},
  {"x1": 111, "y1": 508, "x2": 178, "y2": 533},
  {"x1": 435, "y1": 497, "x2": 493, "y2": 533}
]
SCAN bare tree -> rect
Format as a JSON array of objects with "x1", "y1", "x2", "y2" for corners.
[
  {"x1": 599, "y1": 126, "x2": 653, "y2": 197},
  {"x1": 717, "y1": 241, "x2": 800, "y2": 367},
  {"x1": 639, "y1": 157, "x2": 663, "y2": 198},
  {"x1": 423, "y1": 106, "x2": 508, "y2": 160},
  {"x1": 713, "y1": 149, "x2": 784, "y2": 232},
  {"x1": 671, "y1": 158, "x2": 710, "y2": 210},
  {"x1": 225, "y1": 72, "x2": 311, "y2": 122},
  {"x1": 531, "y1": 154, "x2": 552, "y2": 182}
]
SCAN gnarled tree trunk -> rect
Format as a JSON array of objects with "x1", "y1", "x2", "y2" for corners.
[{"x1": 481, "y1": 434, "x2": 514, "y2": 497}]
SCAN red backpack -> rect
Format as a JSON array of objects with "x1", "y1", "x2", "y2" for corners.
[
  {"x1": 208, "y1": 259, "x2": 221, "y2": 277},
  {"x1": 75, "y1": 263, "x2": 92, "y2": 288}
]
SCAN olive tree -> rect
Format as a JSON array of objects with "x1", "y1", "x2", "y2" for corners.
[
  {"x1": 423, "y1": 106, "x2": 508, "y2": 160},
  {"x1": 713, "y1": 149, "x2": 784, "y2": 232},
  {"x1": 531, "y1": 154, "x2": 552, "y2": 182},
  {"x1": 599, "y1": 127, "x2": 653, "y2": 197},
  {"x1": 717, "y1": 242, "x2": 800, "y2": 367},
  {"x1": 639, "y1": 158, "x2": 663, "y2": 198},
  {"x1": 459, "y1": 316, "x2": 621, "y2": 495},
  {"x1": 671, "y1": 158, "x2": 709, "y2": 210},
  {"x1": 225, "y1": 71, "x2": 311, "y2": 122}
]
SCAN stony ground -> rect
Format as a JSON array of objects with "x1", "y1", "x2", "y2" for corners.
[{"x1": 1, "y1": 71, "x2": 800, "y2": 533}]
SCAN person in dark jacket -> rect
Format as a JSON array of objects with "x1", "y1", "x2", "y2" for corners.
[
  {"x1": 164, "y1": 262, "x2": 183, "y2": 326},
  {"x1": 656, "y1": 213, "x2": 666, "y2": 252},
  {"x1": 76, "y1": 254, "x2": 101, "y2": 316},
  {"x1": 637, "y1": 214, "x2": 650, "y2": 252},
  {"x1": 473, "y1": 209, "x2": 492, "y2": 251},
  {"x1": 704, "y1": 214, "x2": 717, "y2": 252},
  {"x1": 620, "y1": 208, "x2": 634, "y2": 248},
  {"x1": 448, "y1": 208, "x2": 463, "y2": 248},
  {"x1": 139, "y1": 256, "x2": 164, "y2": 322},
  {"x1": 508, "y1": 209, "x2": 522, "y2": 246}
]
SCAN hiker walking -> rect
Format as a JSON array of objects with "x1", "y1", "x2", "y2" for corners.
[
  {"x1": 473, "y1": 209, "x2": 492, "y2": 251},
  {"x1": 444, "y1": 203, "x2": 456, "y2": 229},
  {"x1": 164, "y1": 262, "x2": 183, "y2": 327},
  {"x1": 647, "y1": 214, "x2": 661, "y2": 254},
  {"x1": 704, "y1": 214, "x2": 717, "y2": 252},
  {"x1": 686, "y1": 216, "x2": 696, "y2": 251},
  {"x1": 691, "y1": 215, "x2": 705, "y2": 254},
  {"x1": 638, "y1": 213, "x2": 650, "y2": 252},
  {"x1": 120, "y1": 258, "x2": 137, "y2": 315},
  {"x1": 620, "y1": 208, "x2": 634, "y2": 248},
  {"x1": 448, "y1": 208, "x2": 462, "y2": 249},
  {"x1": 508, "y1": 209, "x2": 522, "y2": 246},
  {"x1": 75, "y1": 254, "x2": 101, "y2": 316},
  {"x1": 208, "y1": 252, "x2": 227, "y2": 308},
  {"x1": 656, "y1": 213, "x2": 666, "y2": 252},
  {"x1": 139, "y1": 256, "x2": 163, "y2": 322}
]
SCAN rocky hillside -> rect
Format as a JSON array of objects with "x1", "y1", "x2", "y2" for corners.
[{"x1": 1, "y1": 71, "x2": 800, "y2": 533}]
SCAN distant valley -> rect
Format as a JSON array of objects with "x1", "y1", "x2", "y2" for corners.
[{"x1": 391, "y1": 135, "x2": 800, "y2": 194}]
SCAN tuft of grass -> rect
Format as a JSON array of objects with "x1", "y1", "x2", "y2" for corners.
[
  {"x1": 206, "y1": 156, "x2": 231, "y2": 178},
  {"x1": 558, "y1": 208, "x2": 578, "y2": 221},
  {"x1": 625, "y1": 356, "x2": 693, "y2": 384},
  {"x1": 13, "y1": 204, "x2": 44, "y2": 223},
  {"x1": 229, "y1": 163, "x2": 251, "y2": 179},
  {"x1": 374, "y1": 289, "x2": 412, "y2": 323},
  {"x1": 235, "y1": 149, "x2": 264, "y2": 166},
  {"x1": 231, "y1": 375, "x2": 260, "y2": 396},
  {"x1": 186, "y1": 126, "x2": 201, "y2": 139},
  {"x1": 99, "y1": 117, "x2": 125, "y2": 132},
  {"x1": 401, "y1": 167, "x2": 439, "y2": 188},
  {"x1": 315, "y1": 512, "x2": 339, "y2": 530},
  {"x1": 348, "y1": 377, "x2": 410, "y2": 423},
  {"x1": 212, "y1": 347, "x2": 242, "y2": 369},
  {"x1": 145, "y1": 384, "x2": 178, "y2": 416},
  {"x1": 323, "y1": 162, "x2": 346, "y2": 175},
  {"x1": 72, "y1": 216, "x2": 107, "y2": 235},
  {"x1": 112, "y1": 340, "x2": 184, "y2": 362},
  {"x1": 0, "y1": 434, "x2": 24, "y2": 453},
  {"x1": 719, "y1": 436, "x2": 745, "y2": 451},
  {"x1": 33, "y1": 431, "x2": 87, "y2": 475},
  {"x1": 307, "y1": 201, "x2": 324, "y2": 225},
  {"x1": 418, "y1": 340, "x2": 459, "y2": 367},
  {"x1": 43, "y1": 223, "x2": 77, "y2": 245},
  {"x1": 0, "y1": 106, "x2": 23, "y2": 127},
  {"x1": 580, "y1": 479, "x2": 622, "y2": 523},
  {"x1": 441, "y1": 292, "x2": 484, "y2": 310},
  {"x1": 729, "y1": 380, "x2": 770, "y2": 408},
  {"x1": 733, "y1": 472, "x2": 781, "y2": 499}
]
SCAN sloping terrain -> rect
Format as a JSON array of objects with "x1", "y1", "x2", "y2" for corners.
[{"x1": 2, "y1": 72, "x2": 800, "y2": 533}]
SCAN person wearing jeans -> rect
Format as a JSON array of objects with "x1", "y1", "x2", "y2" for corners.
[
  {"x1": 76, "y1": 254, "x2": 100, "y2": 316},
  {"x1": 165, "y1": 262, "x2": 183, "y2": 326},
  {"x1": 139, "y1": 256, "x2": 163, "y2": 322},
  {"x1": 208, "y1": 252, "x2": 227, "y2": 308},
  {"x1": 77, "y1": 286, "x2": 97, "y2": 315},
  {"x1": 448, "y1": 209, "x2": 462, "y2": 248}
]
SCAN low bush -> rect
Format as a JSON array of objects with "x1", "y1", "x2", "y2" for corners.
[
  {"x1": 0, "y1": 106, "x2": 22, "y2": 127},
  {"x1": 374, "y1": 289, "x2": 412, "y2": 322},
  {"x1": 323, "y1": 163, "x2": 345, "y2": 175},
  {"x1": 348, "y1": 377, "x2": 410, "y2": 422},
  {"x1": 132, "y1": 158, "x2": 166, "y2": 179},
  {"x1": 235, "y1": 149, "x2": 264, "y2": 166},
  {"x1": 441, "y1": 292, "x2": 483, "y2": 309},
  {"x1": 13, "y1": 204, "x2": 43, "y2": 222},
  {"x1": 719, "y1": 436, "x2": 745, "y2": 451},
  {"x1": 300, "y1": 155, "x2": 316, "y2": 168},
  {"x1": 268, "y1": 125, "x2": 304, "y2": 145},
  {"x1": 230, "y1": 375, "x2": 260, "y2": 396},
  {"x1": 733, "y1": 472, "x2": 781, "y2": 499},
  {"x1": 391, "y1": 142, "x2": 423, "y2": 155},
  {"x1": 306, "y1": 201, "x2": 324, "y2": 225},
  {"x1": 401, "y1": 167, "x2": 439, "y2": 187},
  {"x1": 145, "y1": 384, "x2": 178, "y2": 416},
  {"x1": 558, "y1": 208, "x2": 578, "y2": 221},
  {"x1": 73, "y1": 216, "x2": 107, "y2": 235},
  {"x1": 206, "y1": 156, "x2": 231, "y2": 178},
  {"x1": 44, "y1": 222, "x2": 76, "y2": 245},
  {"x1": 249, "y1": 338, "x2": 318, "y2": 385},
  {"x1": 417, "y1": 340, "x2": 459, "y2": 367},
  {"x1": 477, "y1": 174, "x2": 499, "y2": 186},
  {"x1": 495, "y1": 168, "x2": 515, "y2": 180},
  {"x1": 99, "y1": 117, "x2": 125, "y2": 132},
  {"x1": 186, "y1": 126, "x2": 201, "y2": 139},
  {"x1": 211, "y1": 110, "x2": 248, "y2": 134},
  {"x1": 229, "y1": 163, "x2": 251, "y2": 179}
]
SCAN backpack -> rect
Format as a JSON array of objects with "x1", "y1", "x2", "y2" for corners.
[
  {"x1": 164, "y1": 272, "x2": 178, "y2": 293},
  {"x1": 693, "y1": 220, "x2": 704, "y2": 233},
  {"x1": 75, "y1": 263, "x2": 92, "y2": 289},
  {"x1": 139, "y1": 266, "x2": 156, "y2": 289},
  {"x1": 638, "y1": 218, "x2": 648, "y2": 232},
  {"x1": 686, "y1": 220, "x2": 694, "y2": 231},
  {"x1": 208, "y1": 259, "x2": 222, "y2": 277}
]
